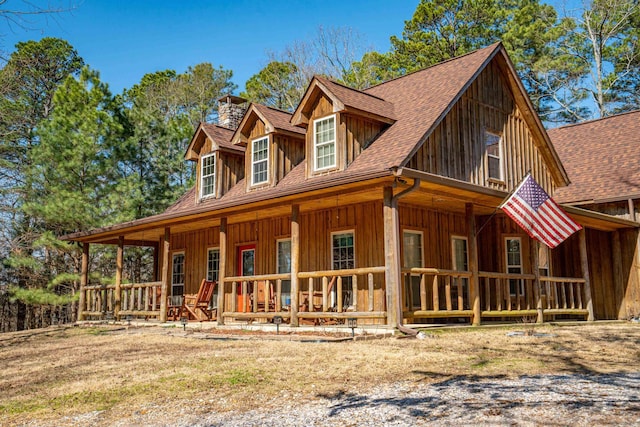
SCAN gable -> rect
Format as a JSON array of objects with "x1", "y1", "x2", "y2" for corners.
[{"x1": 406, "y1": 60, "x2": 557, "y2": 193}]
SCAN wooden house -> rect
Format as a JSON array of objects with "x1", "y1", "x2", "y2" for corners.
[
  {"x1": 548, "y1": 112, "x2": 640, "y2": 319},
  {"x1": 62, "y1": 43, "x2": 640, "y2": 328}
]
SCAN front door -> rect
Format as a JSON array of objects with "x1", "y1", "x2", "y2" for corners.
[{"x1": 237, "y1": 244, "x2": 255, "y2": 311}]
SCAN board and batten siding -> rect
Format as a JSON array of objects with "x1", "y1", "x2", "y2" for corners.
[
  {"x1": 406, "y1": 61, "x2": 556, "y2": 194},
  {"x1": 340, "y1": 114, "x2": 384, "y2": 167}
]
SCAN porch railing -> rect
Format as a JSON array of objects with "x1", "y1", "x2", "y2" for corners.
[
  {"x1": 401, "y1": 268, "x2": 473, "y2": 318},
  {"x1": 540, "y1": 276, "x2": 588, "y2": 316},
  {"x1": 297, "y1": 266, "x2": 387, "y2": 322},
  {"x1": 79, "y1": 281, "x2": 163, "y2": 319},
  {"x1": 118, "y1": 281, "x2": 163, "y2": 318},
  {"x1": 221, "y1": 273, "x2": 292, "y2": 320},
  {"x1": 81, "y1": 284, "x2": 116, "y2": 318},
  {"x1": 479, "y1": 271, "x2": 537, "y2": 317}
]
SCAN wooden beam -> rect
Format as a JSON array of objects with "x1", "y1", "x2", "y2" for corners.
[
  {"x1": 530, "y1": 238, "x2": 543, "y2": 323},
  {"x1": 629, "y1": 199, "x2": 637, "y2": 222},
  {"x1": 159, "y1": 227, "x2": 170, "y2": 323},
  {"x1": 290, "y1": 205, "x2": 300, "y2": 327},
  {"x1": 466, "y1": 203, "x2": 481, "y2": 325},
  {"x1": 217, "y1": 218, "x2": 227, "y2": 324},
  {"x1": 578, "y1": 229, "x2": 595, "y2": 321},
  {"x1": 612, "y1": 231, "x2": 626, "y2": 320},
  {"x1": 152, "y1": 243, "x2": 159, "y2": 282},
  {"x1": 383, "y1": 186, "x2": 400, "y2": 328},
  {"x1": 114, "y1": 236, "x2": 124, "y2": 319},
  {"x1": 78, "y1": 243, "x2": 89, "y2": 321}
]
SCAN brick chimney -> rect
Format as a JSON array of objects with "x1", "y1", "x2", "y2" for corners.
[{"x1": 218, "y1": 95, "x2": 247, "y2": 130}]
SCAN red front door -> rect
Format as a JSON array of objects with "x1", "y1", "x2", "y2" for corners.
[{"x1": 237, "y1": 244, "x2": 255, "y2": 312}]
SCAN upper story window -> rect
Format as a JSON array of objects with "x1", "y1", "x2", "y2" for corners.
[
  {"x1": 485, "y1": 130, "x2": 503, "y2": 181},
  {"x1": 200, "y1": 153, "x2": 216, "y2": 199},
  {"x1": 251, "y1": 136, "x2": 269, "y2": 185},
  {"x1": 314, "y1": 115, "x2": 336, "y2": 171}
]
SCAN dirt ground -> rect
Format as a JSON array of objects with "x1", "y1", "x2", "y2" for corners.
[{"x1": 1, "y1": 322, "x2": 639, "y2": 426}]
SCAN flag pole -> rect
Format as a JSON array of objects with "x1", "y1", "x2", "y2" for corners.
[{"x1": 475, "y1": 172, "x2": 531, "y2": 237}]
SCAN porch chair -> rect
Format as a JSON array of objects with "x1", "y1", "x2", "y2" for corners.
[
  {"x1": 177, "y1": 279, "x2": 217, "y2": 321},
  {"x1": 254, "y1": 280, "x2": 276, "y2": 312}
]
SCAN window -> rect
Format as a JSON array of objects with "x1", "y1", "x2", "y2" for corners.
[
  {"x1": 403, "y1": 231, "x2": 423, "y2": 309},
  {"x1": 277, "y1": 239, "x2": 292, "y2": 307},
  {"x1": 505, "y1": 237, "x2": 524, "y2": 296},
  {"x1": 251, "y1": 136, "x2": 269, "y2": 185},
  {"x1": 331, "y1": 231, "x2": 354, "y2": 307},
  {"x1": 314, "y1": 115, "x2": 336, "y2": 171},
  {"x1": 171, "y1": 252, "x2": 185, "y2": 305},
  {"x1": 207, "y1": 248, "x2": 220, "y2": 308},
  {"x1": 200, "y1": 153, "x2": 216, "y2": 198},
  {"x1": 538, "y1": 243, "x2": 550, "y2": 295},
  {"x1": 485, "y1": 130, "x2": 502, "y2": 181},
  {"x1": 451, "y1": 236, "x2": 469, "y2": 309}
]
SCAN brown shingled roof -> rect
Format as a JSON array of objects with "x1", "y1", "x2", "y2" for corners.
[
  {"x1": 252, "y1": 104, "x2": 305, "y2": 135},
  {"x1": 201, "y1": 123, "x2": 243, "y2": 153},
  {"x1": 62, "y1": 43, "x2": 533, "y2": 242},
  {"x1": 313, "y1": 75, "x2": 397, "y2": 121},
  {"x1": 548, "y1": 110, "x2": 640, "y2": 204}
]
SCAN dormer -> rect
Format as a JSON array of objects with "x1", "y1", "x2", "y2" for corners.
[
  {"x1": 291, "y1": 76, "x2": 396, "y2": 178},
  {"x1": 232, "y1": 103, "x2": 305, "y2": 191},
  {"x1": 184, "y1": 122, "x2": 245, "y2": 202}
]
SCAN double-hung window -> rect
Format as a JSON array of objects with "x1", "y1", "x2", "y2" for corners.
[
  {"x1": 451, "y1": 236, "x2": 470, "y2": 310},
  {"x1": 207, "y1": 248, "x2": 220, "y2": 308},
  {"x1": 505, "y1": 237, "x2": 524, "y2": 296},
  {"x1": 331, "y1": 231, "x2": 354, "y2": 307},
  {"x1": 485, "y1": 130, "x2": 503, "y2": 181},
  {"x1": 403, "y1": 231, "x2": 423, "y2": 309},
  {"x1": 314, "y1": 115, "x2": 336, "y2": 171},
  {"x1": 277, "y1": 239, "x2": 292, "y2": 307},
  {"x1": 171, "y1": 252, "x2": 185, "y2": 305},
  {"x1": 201, "y1": 153, "x2": 216, "y2": 198},
  {"x1": 251, "y1": 137, "x2": 269, "y2": 185}
]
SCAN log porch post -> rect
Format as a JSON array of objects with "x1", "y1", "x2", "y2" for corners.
[
  {"x1": 612, "y1": 230, "x2": 626, "y2": 319},
  {"x1": 77, "y1": 242, "x2": 89, "y2": 321},
  {"x1": 578, "y1": 228, "x2": 595, "y2": 321},
  {"x1": 152, "y1": 243, "x2": 159, "y2": 282},
  {"x1": 290, "y1": 205, "x2": 300, "y2": 327},
  {"x1": 530, "y1": 238, "x2": 543, "y2": 323},
  {"x1": 114, "y1": 236, "x2": 124, "y2": 319},
  {"x1": 383, "y1": 186, "x2": 401, "y2": 329},
  {"x1": 216, "y1": 218, "x2": 227, "y2": 324},
  {"x1": 466, "y1": 203, "x2": 481, "y2": 326},
  {"x1": 159, "y1": 227, "x2": 170, "y2": 323}
]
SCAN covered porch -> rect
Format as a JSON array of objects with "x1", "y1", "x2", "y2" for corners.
[{"x1": 73, "y1": 171, "x2": 638, "y2": 328}]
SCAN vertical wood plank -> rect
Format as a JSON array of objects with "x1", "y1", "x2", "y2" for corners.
[
  {"x1": 579, "y1": 229, "x2": 595, "y2": 321},
  {"x1": 531, "y1": 239, "x2": 543, "y2": 323},
  {"x1": 612, "y1": 231, "x2": 626, "y2": 319},
  {"x1": 160, "y1": 227, "x2": 170, "y2": 323},
  {"x1": 466, "y1": 203, "x2": 481, "y2": 325},
  {"x1": 290, "y1": 205, "x2": 300, "y2": 325},
  {"x1": 114, "y1": 236, "x2": 124, "y2": 319},
  {"x1": 217, "y1": 218, "x2": 227, "y2": 323},
  {"x1": 78, "y1": 243, "x2": 89, "y2": 321}
]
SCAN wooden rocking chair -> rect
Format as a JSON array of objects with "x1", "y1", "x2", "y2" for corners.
[{"x1": 177, "y1": 279, "x2": 217, "y2": 321}]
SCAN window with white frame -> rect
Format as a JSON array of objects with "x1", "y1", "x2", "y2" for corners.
[
  {"x1": 505, "y1": 237, "x2": 524, "y2": 296},
  {"x1": 314, "y1": 115, "x2": 336, "y2": 171},
  {"x1": 451, "y1": 236, "x2": 470, "y2": 310},
  {"x1": 200, "y1": 153, "x2": 216, "y2": 198},
  {"x1": 277, "y1": 239, "x2": 292, "y2": 307},
  {"x1": 485, "y1": 130, "x2": 503, "y2": 181},
  {"x1": 538, "y1": 243, "x2": 550, "y2": 295},
  {"x1": 251, "y1": 136, "x2": 269, "y2": 185},
  {"x1": 331, "y1": 231, "x2": 354, "y2": 307},
  {"x1": 207, "y1": 248, "x2": 219, "y2": 308},
  {"x1": 171, "y1": 252, "x2": 185, "y2": 305},
  {"x1": 403, "y1": 231, "x2": 423, "y2": 309}
]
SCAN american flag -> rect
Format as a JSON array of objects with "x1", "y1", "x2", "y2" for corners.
[{"x1": 500, "y1": 174, "x2": 582, "y2": 248}]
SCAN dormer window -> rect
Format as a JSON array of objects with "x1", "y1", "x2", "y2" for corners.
[
  {"x1": 485, "y1": 130, "x2": 503, "y2": 181},
  {"x1": 251, "y1": 136, "x2": 269, "y2": 186},
  {"x1": 200, "y1": 152, "x2": 216, "y2": 199},
  {"x1": 314, "y1": 115, "x2": 336, "y2": 171}
]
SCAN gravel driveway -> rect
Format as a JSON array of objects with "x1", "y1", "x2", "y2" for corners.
[{"x1": 111, "y1": 371, "x2": 640, "y2": 426}]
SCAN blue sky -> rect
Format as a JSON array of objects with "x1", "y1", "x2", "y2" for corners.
[{"x1": 1, "y1": 0, "x2": 418, "y2": 94}]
